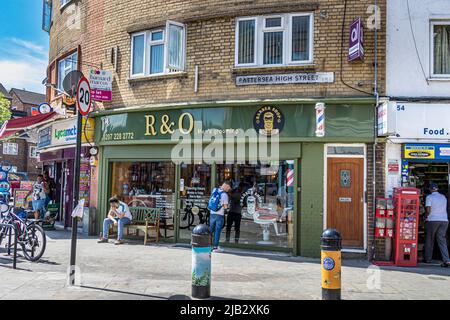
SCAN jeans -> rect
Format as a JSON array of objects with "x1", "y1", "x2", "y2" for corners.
[
  {"x1": 425, "y1": 221, "x2": 450, "y2": 263},
  {"x1": 209, "y1": 214, "x2": 224, "y2": 248},
  {"x1": 226, "y1": 212, "x2": 242, "y2": 243},
  {"x1": 102, "y1": 217, "x2": 131, "y2": 240}
]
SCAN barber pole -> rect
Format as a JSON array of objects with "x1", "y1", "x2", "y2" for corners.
[
  {"x1": 315, "y1": 103, "x2": 326, "y2": 137},
  {"x1": 287, "y1": 168, "x2": 294, "y2": 187},
  {"x1": 286, "y1": 161, "x2": 295, "y2": 207}
]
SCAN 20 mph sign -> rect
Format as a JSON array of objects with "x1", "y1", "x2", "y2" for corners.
[{"x1": 76, "y1": 77, "x2": 92, "y2": 116}]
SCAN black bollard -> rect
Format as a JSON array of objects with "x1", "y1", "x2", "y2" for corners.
[
  {"x1": 191, "y1": 224, "x2": 212, "y2": 299},
  {"x1": 321, "y1": 228, "x2": 342, "y2": 300}
]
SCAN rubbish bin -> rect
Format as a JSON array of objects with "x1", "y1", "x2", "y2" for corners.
[{"x1": 191, "y1": 224, "x2": 212, "y2": 299}]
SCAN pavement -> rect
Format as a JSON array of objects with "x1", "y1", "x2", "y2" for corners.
[{"x1": 0, "y1": 230, "x2": 449, "y2": 300}]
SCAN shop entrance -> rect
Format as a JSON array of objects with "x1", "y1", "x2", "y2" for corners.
[
  {"x1": 405, "y1": 162, "x2": 450, "y2": 260},
  {"x1": 325, "y1": 145, "x2": 366, "y2": 250}
]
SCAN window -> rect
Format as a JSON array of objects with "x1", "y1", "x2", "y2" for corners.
[
  {"x1": 57, "y1": 52, "x2": 78, "y2": 92},
  {"x1": 235, "y1": 13, "x2": 313, "y2": 67},
  {"x1": 3, "y1": 143, "x2": 18, "y2": 156},
  {"x1": 431, "y1": 21, "x2": 450, "y2": 77},
  {"x1": 30, "y1": 146, "x2": 39, "y2": 158},
  {"x1": 130, "y1": 21, "x2": 186, "y2": 77},
  {"x1": 60, "y1": 0, "x2": 71, "y2": 8},
  {"x1": 42, "y1": 0, "x2": 52, "y2": 33}
]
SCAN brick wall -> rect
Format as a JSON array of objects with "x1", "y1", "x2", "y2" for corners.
[
  {"x1": 0, "y1": 139, "x2": 40, "y2": 177},
  {"x1": 96, "y1": 0, "x2": 386, "y2": 109}
]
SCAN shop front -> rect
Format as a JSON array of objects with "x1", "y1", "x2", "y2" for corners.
[
  {"x1": 95, "y1": 100, "x2": 374, "y2": 256},
  {"x1": 37, "y1": 117, "x2": 95, "y2": 229},
  {"x1": 378, "y1": 101, "x2": 450, "y2": 261}
]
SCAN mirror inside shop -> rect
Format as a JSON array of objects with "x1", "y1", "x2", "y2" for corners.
[
  {"x1": 405, "y1": 162, "x2": 450, "y2": 260},
  {"x1": 111, "y1": 161, "x2": 295, "y2": 249}
]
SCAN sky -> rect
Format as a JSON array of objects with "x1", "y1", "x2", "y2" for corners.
[{"x1": 0, "y1": 0, "x2": 49, "y2": 94}]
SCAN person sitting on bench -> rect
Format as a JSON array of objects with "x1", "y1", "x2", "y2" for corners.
[{"x1": 98, "y1": 197, "x2": 132, "y2": 245}]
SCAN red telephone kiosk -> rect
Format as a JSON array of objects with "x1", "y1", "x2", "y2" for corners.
[{"x1": 393, "y1": 188, "x2": 420, "y2": 267}]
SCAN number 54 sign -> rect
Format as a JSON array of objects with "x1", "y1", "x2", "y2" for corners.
[{"x1": 76, "y1": 77, "x2": 92, "y2": 116}]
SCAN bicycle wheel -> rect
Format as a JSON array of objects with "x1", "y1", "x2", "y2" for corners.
[
  {"x1": 179, "y1": 211, "x2": 195, "y2": 229},
  {"x1": 21, "y1": 223, "x2": 46, "y2": 262}
]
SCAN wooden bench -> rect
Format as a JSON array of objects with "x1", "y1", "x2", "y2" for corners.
[{"x1": 109, "y1": 207, "x2": 160, "y2": 245}]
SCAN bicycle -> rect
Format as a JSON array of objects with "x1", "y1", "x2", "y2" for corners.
[
  {"x1": 179, "y1": 203, "x2": 210, "y2": 229},
  {"x1": 0, "y1": 202, "x2": 47, "y2": 262}
]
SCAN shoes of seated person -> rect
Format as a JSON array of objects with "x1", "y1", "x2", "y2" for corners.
[
  {"x1": 114, "y1": 239, "x2": 124, "y2": 245},
  {"x1": 97, "y1": 238, "x2": 108, "y2": 243}
]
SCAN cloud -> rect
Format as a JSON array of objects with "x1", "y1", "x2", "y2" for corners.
[{"x1": 0, "y1": 38, "x2": 47, "y2": 94}]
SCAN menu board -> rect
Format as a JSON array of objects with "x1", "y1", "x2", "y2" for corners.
[
  {"x1": 185, "y1": 187, "x2": 207, "y2": 208},
  {"x1": 79, "y1": 160, "x2": 90, "y2": 207},
  {"x1": 14, "y1": 189, "x2": 32, "y2": 209}
]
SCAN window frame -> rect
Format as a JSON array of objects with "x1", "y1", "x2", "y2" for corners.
[
  {"x1": 235, "y1": 12, "x2": 314, "y2": 68},
  {"x1": 130, "y1": 22, "x2": 186, "y2": 78},
  {"x1": 430, "y1": 20, "x2": 450, "y2": 79},
  {"x1": 57, "y1": 51, "x2": 78, "y2": 92},
  {"x1": 3, "y1": 142, "x2": 18, "y2": 156}
]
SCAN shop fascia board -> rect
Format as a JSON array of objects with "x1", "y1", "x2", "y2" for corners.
[
  {"x1": 96, "y1": 136, "x2": 375, "y2": 147},
  {"x1": 90, "y1": 97, "x2": 376, "y2": 117}
]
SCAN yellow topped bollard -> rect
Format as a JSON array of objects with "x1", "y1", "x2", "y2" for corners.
[{"x1": 321, "y1": 229, "x2": 342, "y2": 300}]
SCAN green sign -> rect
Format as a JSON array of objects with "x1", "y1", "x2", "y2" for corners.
[{"x1": 95, "y1": 104, "x2": 373, "y2": 144}]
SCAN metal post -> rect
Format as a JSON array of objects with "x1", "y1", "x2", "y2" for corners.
[
  {"x1": 69, "y1": 112, "x2": 83, "y2": 285},
  {"x1": 321, "y1": 228, "x2": 342, "y2": 300},
  {"x1": 7, "y1": 225, "x2": 12, "y2": 256},
  {"x1": 12, "y1": 224, "x2": 17, "y2": 269},
  {"x1": 191, "y1": 224, "x2": 212, "y2": 299}
]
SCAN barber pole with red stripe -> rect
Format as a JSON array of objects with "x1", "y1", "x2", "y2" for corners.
[{"x1": 315, "y1": 102, "x2": 326, "y2": 137}]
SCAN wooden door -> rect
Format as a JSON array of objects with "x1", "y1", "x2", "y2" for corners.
[{"x1": 327, "y1": 158, "x2": 364, "y2": 248}]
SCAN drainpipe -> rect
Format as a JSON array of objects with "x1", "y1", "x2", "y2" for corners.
[{"x1": 371, "y1": 0, "x2": 380, "y2": 260}]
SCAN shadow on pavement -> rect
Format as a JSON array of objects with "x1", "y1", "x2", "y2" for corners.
[{"x1": 80, "y1": 285, "x2": 169, "y2": 300}]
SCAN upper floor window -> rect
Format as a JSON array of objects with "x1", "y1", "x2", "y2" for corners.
[
  {"x1": 3, "y1": 143, "x2": 18, "y2": 156},
  {"x1": 57, "y1": 52, "x2": 77, "y2": 92},
  {"x1": 60, "y1": 0, "x2": 71, "y2": 8},
  {"x1": 30, "y1": 146, "x2": 39, "y2": 158},
  {"x1": 42, "y1": 0, "x2": 52, "y2": 33},
  {"x1": 130, "y1": 21, "x2": 186, "y2": 78},
  {"x1": 432, "y1": 22, "x2": 450, "y2": 77},
  {"x1": 235, "y1": 13, "x2": 313, "y2": 67}
]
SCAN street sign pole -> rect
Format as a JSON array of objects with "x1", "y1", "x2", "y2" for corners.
[
  {"x1": 69, "y1": 76, "x2": 92, "y2": 286},
  {"x1": 69, "y1": 110, "x2": 82, "y2": 286}
]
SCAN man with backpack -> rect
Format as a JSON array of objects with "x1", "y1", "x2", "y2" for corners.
[{"x1": 208, "y1": 181, "x2": 231, "y2": 252}]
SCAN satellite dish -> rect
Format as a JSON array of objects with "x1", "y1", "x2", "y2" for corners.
[{"x1": 63, "y1": 70, "x2": 84, "y2": 98}]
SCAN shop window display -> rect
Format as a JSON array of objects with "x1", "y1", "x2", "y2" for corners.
[
  {"x1": 216, "y1": 161, "x2": 295, "y2": 248},
  {"x1": 111, "y1": 162, "x2": 176, "y2": 238}
]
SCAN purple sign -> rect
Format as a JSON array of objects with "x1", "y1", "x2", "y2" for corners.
[
  {"x1": 348, "y1": 18, "x2": 364, "y2": 62},
  {"x1": 89, "y1": 70, "x2": 112, "y2": 101}
]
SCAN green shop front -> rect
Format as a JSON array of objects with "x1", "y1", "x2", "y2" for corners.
[{"x1": 93, "y1": 99, "x2": 374, "y2": 257}]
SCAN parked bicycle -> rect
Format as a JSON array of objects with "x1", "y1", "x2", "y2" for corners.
[
  {"x1": 179, "y1": 203, "x2": 210, "y2": 229},
  {"x1": 0, "y1": 201, "x2": 46, "y2": 262}
]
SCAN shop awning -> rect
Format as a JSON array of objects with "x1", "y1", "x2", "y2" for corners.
[{"x1": 0, "y1": 112, "x2": 57, "y2": 140}]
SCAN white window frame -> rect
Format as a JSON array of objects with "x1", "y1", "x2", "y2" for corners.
[
  {"x1": 235, "y1": 12, "x2": 314, "y2": 68},
  {"x1": 30, "y1": 146, "x2": 39, "y2": 158},
  {"x1": 430, "y1": 20, "x2": 450, "y2": 79},
  {"x1": 57, "y1": 52, "x2": 77, "y2": 92},
  {"x1": 3, "y1": 142, "x2": 18, "y2": 156},
  {"x1": 60, "y1": 0, "x2": 71, "y2": 9},
  {"x1": 130, "y1": 21, "x2": 186, "y2": 78}
]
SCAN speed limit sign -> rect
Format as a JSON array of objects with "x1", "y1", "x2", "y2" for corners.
[{"x1": 76, "y1": 76, "x2": 92, "y2": 116}]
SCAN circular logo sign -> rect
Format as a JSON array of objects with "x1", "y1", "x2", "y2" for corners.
[
  {"x1": 76, "y1": 77, "x2": 92, "y2": 116},
  {"x1": 253, "y1": 106, "x2": 285, "y2": 136},
  {"x1": 0, "y1": 172, "x2": 7, "y2": 181},
  {"x1": 323, "y1": 257, "x2": 335, "y2": 271},
  {"x1": 38, "y1": 103, "x2": 52, "y2": 114}
]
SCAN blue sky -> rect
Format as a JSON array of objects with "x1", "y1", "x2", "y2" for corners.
[{"x1": 0, "y1": 0, "x2": 49, "y2": 94}]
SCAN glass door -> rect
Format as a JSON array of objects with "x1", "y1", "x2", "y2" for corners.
[{"x1": 178, "y1": 163, "x2": 212, "y2": 241}]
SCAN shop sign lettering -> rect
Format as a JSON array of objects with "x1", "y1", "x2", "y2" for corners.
[{"x1": 145, "y1": 112, "x2": 194, "y2": 136}]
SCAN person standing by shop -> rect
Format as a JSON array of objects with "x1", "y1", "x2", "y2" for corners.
[
  {"x1": 27, "y1": 175, "x2": 47, "y2": 220},
  {"x1": 208, "y1": 181, "x2": 231, "y2": 252},
  {"x1": 43, "y1": 171, "x2": 56, "y2": 207},
  {"x1": 424, "y1": 183, "x2": 450, "y2": 267},
  {"x1": 98, "y1": 197, "x2": 133, "y2": 245},
  {"x1": 226, "y1": 182, "x2": 244, "y2": 244}
]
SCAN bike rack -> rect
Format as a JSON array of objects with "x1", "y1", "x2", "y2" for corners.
[{"x1": 0, "y1": 222, "x2": 18, "y2": 269}]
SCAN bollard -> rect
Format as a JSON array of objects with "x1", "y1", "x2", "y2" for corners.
[
  {"x1": 321, "y1": 228, "x2": 342, "y2": 300},
  {"x1": 191, "y1": 224, "x2": 212, "y2": 299}
]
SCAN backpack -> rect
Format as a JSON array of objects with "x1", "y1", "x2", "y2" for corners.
[{"x1": 207, "y1": 188, "x2": 224, "y2": 212}]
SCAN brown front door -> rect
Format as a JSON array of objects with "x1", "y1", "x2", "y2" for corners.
[{"x1": 327, "y1": 157, "x2": 364, "y2": 248}]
